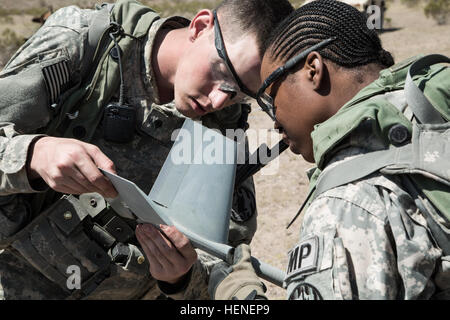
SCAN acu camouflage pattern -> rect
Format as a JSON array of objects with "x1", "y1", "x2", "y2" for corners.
[
  {"x1": 287, "y1": 171, "x2": 445, "y2": 299},
  {"x1": 0, "y1": 3, "x2": 257, "y2": 300},
  {"x1": 286, "y1": 59, "x2": 450, "y2": 300}
]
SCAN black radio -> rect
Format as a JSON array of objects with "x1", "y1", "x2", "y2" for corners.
[
  {"x1": 103, "y1": 103, "x2": 136, "y2": 143},
  {"x1": 102, "y1": 23, "x2": 137, "y2": 144}
]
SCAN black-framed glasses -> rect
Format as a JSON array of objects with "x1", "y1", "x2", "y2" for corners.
[
  {"x1": 213, "y1": 10, "x2": 256, "y2": 99},
  {"x1": 256, "y1": 37, "x2": 337, "y2": 121}
]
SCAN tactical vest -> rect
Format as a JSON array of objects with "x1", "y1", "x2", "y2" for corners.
[
  {"x1": 289, "y1": 54, "x2": 450, "y2": 256},
  {"x1": 0, "y1": 0, "x2": 166, "y2": 299}
]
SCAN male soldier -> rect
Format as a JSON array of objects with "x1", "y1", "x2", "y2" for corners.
[
  {"x1": 153, "y1": 0, "x2": 450, "y2": 300},
  {"x1": 0, "y1": 0, "x2": 294, "y2": 299}
]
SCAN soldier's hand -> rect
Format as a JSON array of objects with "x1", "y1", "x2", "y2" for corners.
[
  {"x1": 135, "y1": 224, "x2": 197, "y2": 284},
  {"x1": 27, "y1": 136, "x2": 118, "y2": 198},
  {"x1": 208, "y1": 243, "x2": 267, "y2": 300}
]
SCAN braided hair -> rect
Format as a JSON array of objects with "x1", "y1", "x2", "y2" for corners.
[{"x1": 263, "y1": 0, "x2": 394, "y2": 69}]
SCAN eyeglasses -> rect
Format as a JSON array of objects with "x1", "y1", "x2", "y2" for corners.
[
  {"x1": 256, "y1": 37, "x2": 337, "y2": 121},
  {"x1": 213, "y1": 10, "x2": 256, "y2": 100}
]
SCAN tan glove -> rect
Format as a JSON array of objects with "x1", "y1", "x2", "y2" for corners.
[{"x1": 208, "y1": 244, "x2": 267, "y2": 300}]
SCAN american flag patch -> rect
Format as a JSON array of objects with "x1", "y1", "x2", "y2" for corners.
[{"x1": 42, "y1": 60, "x2": 70, "y2": 105}]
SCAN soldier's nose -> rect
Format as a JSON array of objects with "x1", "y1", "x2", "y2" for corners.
[{"x1": 209, "y1": 89, "x2": 229, "y2": 110}]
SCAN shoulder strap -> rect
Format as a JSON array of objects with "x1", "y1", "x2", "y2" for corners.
[
  {"x1": 83, "y1": 3, "x2": 115, "y2": 76},
  {"x1": 404, "y1": 54, "x2": 449, "y2": 124},
  {"x1": 288, "y1": 123, "x2": 450, "y2": 256},
  {"x1": 44, "y1": 4, "x2": 115, "y2": 137},
  {"x1": 401, "y1": 176, "x2": 450, "y2": 256},
  {"x1": 309, "y1": 121, "x2": 450, "y2": 199},
  {"x1": 49, "y1": 1, "x2": 160, "y2": 142},
  {"x1": 287, "y1": 142, "x2": 413, "y2": 229}
]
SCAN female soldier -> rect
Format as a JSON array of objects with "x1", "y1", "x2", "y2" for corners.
[{"x1": 208, "y1": 0, "x2": 449, "y2": 300}]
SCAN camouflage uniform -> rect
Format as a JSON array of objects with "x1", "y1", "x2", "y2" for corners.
[
  {"x1": 0, "y1": 4, "x2": 257, "y2": 299},
  {"x1": 285, "y1": 60, "x2": 450, "y2": 300}
]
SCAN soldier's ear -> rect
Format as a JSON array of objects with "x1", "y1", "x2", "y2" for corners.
[
  {"x1": 188, "y1": 9, "x2": 214, "y2": 42},
  {"x1": 304, "y1": 52, "x2": 325, "y2": 91}
]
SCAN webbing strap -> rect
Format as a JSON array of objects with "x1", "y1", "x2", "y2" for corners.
[
  {"x1": 401, "y1": 176, "x2": 450, "y2": 256},
  {"x1": 88, "y1": 4, "x2": 115, "y2": 49},
  {"x1": 314, "y1": 146, "x2": 410, "y2": 201},
  {"x1": 404, "y1": 54, "x2": 449, "y2": 124},
  {"x1": 79, "y1": 4, "x2": 115, "y2": 84},
  {"x1": 288, "y1": 143, "x2": 414, "y2": 229}
]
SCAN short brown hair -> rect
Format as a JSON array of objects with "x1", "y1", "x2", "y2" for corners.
[{"x1": 216, "y1": 0, "x2": 294, "y2": 56}]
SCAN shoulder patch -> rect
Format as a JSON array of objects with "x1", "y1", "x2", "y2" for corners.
[
  {"x1": 285, "y1": 235, "x2": 319, "y2": 281},
  {"x1": 288, "y1": 282, "x2": 323, "y2": 300},
  {"x1": 42, "y1": 60, "x2": 70, "y2": 105}
]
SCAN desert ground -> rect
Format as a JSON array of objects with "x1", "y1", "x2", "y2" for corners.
[{"x1": 0, "y1": 0, "x2": 449, "y2": 300}]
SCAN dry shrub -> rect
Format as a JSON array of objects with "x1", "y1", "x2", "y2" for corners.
[
  {"x1": 424, "y1": 0, "x2": 450, "y2": 24},
  {"x1": 0, "y1": 29, "x2": 26, "y2": 68}
]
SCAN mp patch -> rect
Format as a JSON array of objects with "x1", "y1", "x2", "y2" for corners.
[
  {"x1": 42, "y1": 60, "x2": 70, "y2": 105},
  {"x1": 285, "y1": 235, "x2": 319, "y2": 281}
]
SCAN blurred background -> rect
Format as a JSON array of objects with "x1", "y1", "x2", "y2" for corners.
[{"x1": 1, "y1": 0, "x2": 449, "y2": 299}]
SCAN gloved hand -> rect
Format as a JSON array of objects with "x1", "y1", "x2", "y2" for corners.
[{"x1": 208, "y1": 243, "x2": 267, "y2": 300}]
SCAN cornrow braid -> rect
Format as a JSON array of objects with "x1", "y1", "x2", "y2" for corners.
[{"x1": 264, "y1": 0, "x2": 394, "y2": 68}]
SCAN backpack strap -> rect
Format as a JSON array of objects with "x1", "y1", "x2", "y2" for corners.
[
  {"x1": 83, "y1": 3, "x2": 115, "y2": 77},
  {"x1": 289, "y1": 140, "x2": 411, "y2": 226},
  {"x1": 286, "y1": 136, "x2": 413, "y2": 229},
  {"x1": 287, "y1": 123, "x2": 450, "y2": 255},
  {"x1": 404, "y1": 54, "x2": 449, "y2": 124},
  {"x1": 60, "y1": 2, "x2": 160, "y2": 143},
  {"x1": 314, "y1": 145, "x2": 409, "y2": 199},
  {"x1": 44, "y1": 4, "x2": 115, "y2": 136},
  {"x1": 308, "y1": 121, "x2": 450, "y2": 200},
  {"x1": 400, "y1": 175, "x2": 450, "y2": 256}
]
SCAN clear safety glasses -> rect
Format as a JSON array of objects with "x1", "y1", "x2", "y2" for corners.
[
  {"x1": 213, "y1": 10, "x2": 257, "y2": 100},
  {"x1": 256, "y1": 37, "x2": 336, "y2": 121}
]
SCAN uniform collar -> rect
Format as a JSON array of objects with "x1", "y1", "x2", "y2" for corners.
[
  {"x1": 310, "y1": 60, "x2": 416, "y2": 170},
  {"x1": 143, "y1": 16, "x2": 190, "y2": 105}
]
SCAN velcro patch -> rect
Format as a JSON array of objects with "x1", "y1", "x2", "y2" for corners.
[
  {"x1": 285, "y1": 236, "x2": 319, "y2": 281},
  {"x1": 288, "y1": 282, "x2": 323, "y2": 300},
  {"x1": 42, "y1": 60, "x2": 70, "y2": 105}
]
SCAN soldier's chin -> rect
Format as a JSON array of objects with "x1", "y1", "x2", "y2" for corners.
[
  {"x1": 289, "y1": 141, "x2": 302, "y2": 156},
  {"x1": 174, "y1": 98, "x2": 199, "y2": 119},
  {"x1": 175, "y1": 102, "x2": 196, "y2": 119}
]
